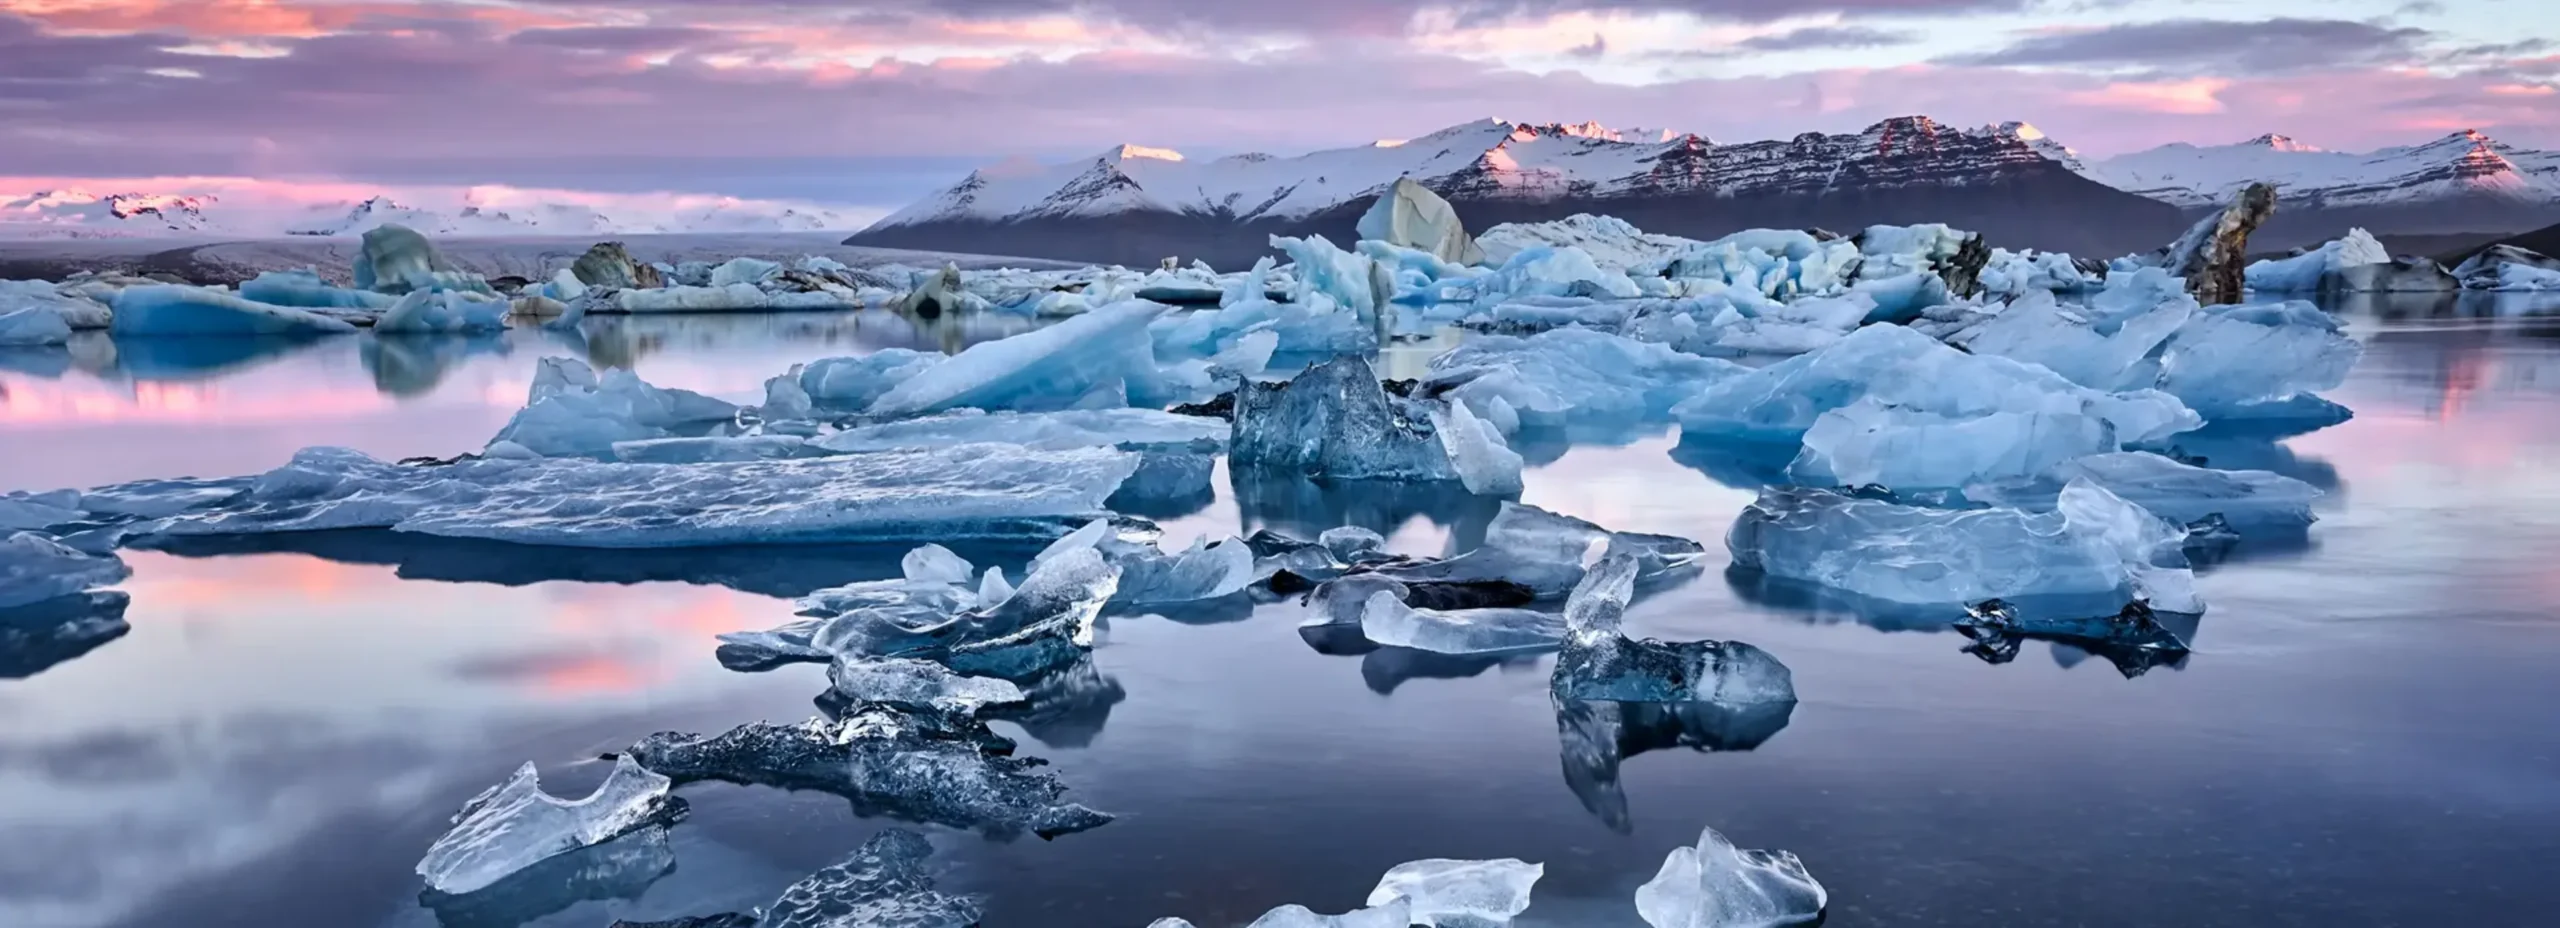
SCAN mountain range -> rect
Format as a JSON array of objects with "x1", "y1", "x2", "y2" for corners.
[
  {"x1": 846, "y1": 118, "x2": 2560, "y2": 267},
  {"x1": 0, "y1": 191, "x2": 856, "y2": 240}
]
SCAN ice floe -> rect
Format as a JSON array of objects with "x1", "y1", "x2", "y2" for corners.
[
  {"x1": 415, "y1": 755, "x2": 686, "y2": 896},
  {"x1": 1365, "y1": 858, "x2": 1545, "y2": 927},
  {"x1": 1, "y1": 532, "x2": 128, "y2": 610},
  {"x1": 1635, "y1": 826, "x2": 1828, "y2": 928}
]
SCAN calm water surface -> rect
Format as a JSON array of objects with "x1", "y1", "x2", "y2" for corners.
[{"x1": 1, "y1": 298, "x2": 2556, "y2": 928}]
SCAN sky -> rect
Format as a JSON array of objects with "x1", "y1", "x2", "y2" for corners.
[{"x1": 3, "y1": 0, "x2": 2556, "y2": 221}]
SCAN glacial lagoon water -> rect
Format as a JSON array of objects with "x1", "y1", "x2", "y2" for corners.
[{"x1": 2, "y1": 297, "x2": 2557, "y2": 927}]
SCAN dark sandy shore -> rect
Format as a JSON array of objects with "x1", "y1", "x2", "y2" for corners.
[{"x1": 0, "y1": 232, "x2": 1074, "y2": 285}]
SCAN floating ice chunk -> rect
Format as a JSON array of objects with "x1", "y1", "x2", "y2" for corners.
[
  {"x1": 815, "y1": 408, "x2": 1226, "y2": 454},
  {"x1": 1153, "y1": 294, "x2": 1378, "y2": 358},
  {"x1": 1551, "y1": 553, "x2": 1797, "y2": 704},
  {"x1": 797, "y1": 349, "x2": 941, "y2": 412},
  {"x1": 1479, "y1": 213, "x2": 1699, "y2": 271},
  {"x1": 1635, "y1": 826, "x2": 1827, "y2": 928},
  {"x1": 1107, "y1": 535, "x2": 1256, "y2": 605},
  {"x1": 828, "y1": 657, "x2": 1026, "y2": 714},
  {"x1": 1366, "y1": 858, "x2": 1544, "y2": 927},
  {"x1": 354, "y1": 224, "x2": 488, "y2": 295},
  {"x1": 1359, "y1": 590, "x2": 1565, "y2": 655},
  {"x1": 1794, "y1": 394, "x2": 2167, "y2": 490},
  {"x1": 1432, "y1": 400, "x2": 1524, "y2": 496},
  {"x1": 0, "y1": 306, "x2": 72, "y2": 345},
  {"x1": 869, "y1": 300, "x2": 1167, "y2": 418},
  {"x1": 610, "y1": 434, "x2": 810, "y2": 464},
  {"x1": 118, "y1": 444, "x2": 1139, "y2": 548},
  {"x1": 1425, "y1": 327, "x2": 1744, "y2": 431},
  {"x1": 489, "y1": 358, "x2": 738, "y2": 458},
  {"x1": 608, "y1": 283, "x2": 777, "y2": 312},
  {"x1": 1976, "y1": 249, "x2": 2101, "y2": 298},
  {"x1": 1299, "y1": 575, "x2": 1412, "y2": 628},
  {"x1": 1364, "y1": 502, "x2": 1704, "y2": 600},
  {"x1": 1358, "y1": 176, "x2": 1486, "y2": 265},
  {"x1": 420, "y1": 824, "x2": 676, "y2": 927},
  {"x1": 760, "y1": 828, "x2": 982, "y2": 928},
  {"x1": 942, "y1": 546, "x2": 1119, "y2": 679},
  {"x1": 1273, "y1": 234, "x2": 1385, "y2": 321},
  {"x1": 624, "y1": 706, "x2": 1112, "y2": 838},
  {"x1": 708, "y1": 257, "x2": 782, "y2": 288},
  {"x1": 1246, "y1": 899, "x2": 1413, "y2": 928},
  {"x1": 1955, "y1": 598, "x2": 2191, "y2": 677},
  {"x1": 109, "y1": 285, "x2": 359, "y2": 336},
  {"x1": 1231, "y1": 354, "x2": 1462, "y2": 483},
  {"x1": 902, "y1": 544, "x2": 977, "y2": 585},
  {"x1": 1726, "y1": 481, "x2": 2200, "y2": 610},
  {"x1": 1656, "y1": 229, "x2": 1859, "y2": 299},
  {"x1": 2157, "y1": 302, "x2": 2362, "y2": 419},
  {"x1": 0, "y1": 279, "x2": 113, "y2": 328},
  {"x1": 541, "y1": 268, "x2": 589, "y2": 303},
  {"x1": 2245, "y1": 229, "x2": 2389, "y2": 293},
  {"x1": 415, "y1": 755, "x2": 685, "y2": 896},
  {"x1": 1964, "y1": 451, "x2": 2321, "y2": 529},
  {"x1": 2, "y1": 532, "x2": 130, "y2": 610},
  {"x1": 1947, "y1": 287, "x2": 2194, "y2": 392},
  {"x1": 1461, "y1": 245, "x2": 1642, "y2": 305},
  {"x1": 376, "y1": 289, "x2": 511, "y2": 334},
  {"x1": 979, "y1": 566, "x2": 1014, "y2": 607},
  {"x1": 234, "y1": 268, "x2": 398, "y2": 310}
]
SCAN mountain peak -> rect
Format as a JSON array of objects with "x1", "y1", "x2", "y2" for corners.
[
  {"x1": 1103, "y1": 144, "x2": 1185, "y2": 164},
  {"x1": 2244, "y1": 133, "x2": 2320, "y2": 152}
]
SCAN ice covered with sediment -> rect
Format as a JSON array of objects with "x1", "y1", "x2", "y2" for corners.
[
  {"x1": 1677, "y1": 323, "x2": 2200, "y2": 487},
  {"x1": 2, "y1": 532, "x2": 131, "y2": 610},
  {"x1": 107, "y1": 444, "x2": 1138, "y2": 547},
  {"x1": 868, "y1": 300, "x2": 1177, "y2": 418},
  {"x1": 237, "y1": 269, "x2": 400, "y2": 310},
  {"x1": 1357, "y1": 591, "x2": 1565, "y2": 655},
  {"x1": 0, "y1": 306, "x2": 72, "y2": 345},
  {"x1": 375, "y1": 289, "x2": 510, "y2": 334},
  {"x1": 1, "y1": 279, "x2": 113, "y2": 329},
  {"x1": 1635, "y1": 826, "x2": 1827, "y2": 928},
  {"x1": 1424, "y1": 326, "x2": 1745, "y2": 431},
  {"x1": 415, "y1": 755, "x2": 682, "y2": 895},
  {"x1": 2245, "y1": 228, "x2": 2390, "y2": 293},
  {"x1": 488, "y1": 358, "x2": 737, "y2": 458},
  {"x1": 108, "y1": 285, "x2": 359, "y2": 336},
  {"x1": 1551, "y1": 553, "x2": 1797, "y2": 704},
  {"x1": 1726, "y1": 480, "x2": 2201, "y2": 610},
  {"x1": 828, "y1": 657, "x2": 1026, "y2": 714},
  {"x1": 1965, "y1": 451, "x2": 2322, "y2": 529},
  {"x1": 1480, "y1": 213, "x2": 1699, "y2": 270},
  {"x1": 1366, "y1": 858, "x2": 1545, "y2": 927},
  {"x1": 814, "y1": 408, "x2": 1225, "y2": 455}
]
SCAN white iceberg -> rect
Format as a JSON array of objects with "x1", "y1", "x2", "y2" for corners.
[
  {"x1": 1273, "y1": 234, "x2": 1387, "y2": 322},
  {"x1": 415, "y1": 755, "x2": 681, "y2": 896},
  {"x1": 1726, "y1": 480, "x2": 2201, "y2": 610},
  {"x1": 827, "y1": 657, "x2": 1026, "y2": 714},
  {"x1": 487, "y1": 358, "x2": 738, "y2": 459},
  {"x1": 1635, "y1": 825, "x2": 1827, "y2": 928},
  {"x1": 1424, "y1": 326, "x2": 1745, "y2": 432},
  {"x1": 1245, "y1": 899, "x2": 1413, "y2": 928},
  {"x1": 2, "y1": 532, "x2": 131, "y2": 610},
  {"x1": 814, "y1": 408, "x2": 1224, "y2": 455},
  {"x1": 238, "y1": 269, "x2": 401, "y2": 310},
  {"x1": 376, "y1": 290, "x2": 511, "y2": 334},
  {"x1": 1366, "y1": 857, "x2": 1545, "y2": 927},
  {"x1": 1432, "y1": 399, "x2": 1525, "y2": 496},
  {"x1": 1357, "y1": 176, "x2": 1485, "y2": 266},
  {"x1": 109, "y1": 285, "x2": 359, "y2": 336},
  {"x1": 2245, "y1": 229, "x2": 2390, "y2": 293},
  {"x1": 1654, "y1": 229, "x2": 1858, "y2": 300},
  {"x1": 784, "y1": 350, "x2": 942, "y2": 413},
  {"x1": 2156, "y1": 302, "x2": 2362, "y2": 420},
  {"x1": 1, "y1": 279, "x2": 114, "y2": 328},
  {"x1": 1358, "y1": 590, "x2": 1564, "y2": 655},
  {"x1": 1964, "y1": 451, "x2": 2321, "y2": 529},
  {"x1": 1480, "y1": 213, "x2": 1699, "y2": 271},
  {"x1": 868, "y1": 300, "x2": 1168, "y2": 418},
  {"x1": 116, "y1": 444, "x2": 1141, "y2": 548},
  {"x1": 0, "y1": 306, "x2": 73, "y2": 346}
]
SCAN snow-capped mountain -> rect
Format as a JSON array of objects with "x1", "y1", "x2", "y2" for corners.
[
  {"x1": 0, "y1": 189, "x2": 224, "y2": 237},
  {"x1": 2089, "y1": 130, "x2": 2560, "y2": 247},
  {"x1": 849, "y1": 116, "x2": 2188, "y2": 265},
  {"x1": 285, "y1": 196, "x2": 621, "y2": 237}
]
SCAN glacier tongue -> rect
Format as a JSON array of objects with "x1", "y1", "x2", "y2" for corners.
[
  {"x1": 1635, "y1": 826, "x2": 1828, "y2": 928},
  {"x1": 414, "y1": 755, "x2": 685, "y2": 896},
  {"x1": 104, "y1": 444, "x2": 1139, "y2": 548}
]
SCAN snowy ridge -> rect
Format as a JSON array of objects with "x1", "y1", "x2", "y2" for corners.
[
  {"x1": 2090, "y1": 129, "x2": 2560, "y2": 210},
  {"x1": 0, "y1": 189, "x2": 222, "y2": 237},
  {"x1": 1, "y1": 191, "x2": 859, "y2": 240},
  {"x1": 868, "y1": 116, "x2": 2082, "y2": 232}
]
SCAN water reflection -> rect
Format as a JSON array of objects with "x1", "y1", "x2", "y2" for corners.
[
  {"x1": 1229, "y1": 469, "x2": 1502, "y2": 548},
  {"x1": 364, "y1": 335, "x2": 514, "y2": 398},
  {"x1": 1359, "y1": 648, "x2": 1545, "y2": 695},
  {"x1": 418, "y1": 827, "x2": 676, "y2": 928},
  {"x1": 1554, "y1": 697, "x2": 1794, "y2": 833}
]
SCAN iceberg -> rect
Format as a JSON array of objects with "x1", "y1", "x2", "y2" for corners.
[
  {"x1": 1726, "y1": 481, "x2": 2202, "y2": 610},
  {"x1": 788, "y1": 349, "x2": 941, "y2": 413},
  {"x1": 1853, "y1": 223, "x2": 1989, "y2": 305},
  {"x1": 2452, "y1": 245, "x2": 2560, "y2": 290},
  {"x1": 1231, "y1": 354, "x2": 1469, "y2": 483},
  {"x1": 0, "y1": 591, "x2": 131, "y2": 679},
  {"x1": 109, "y1": 285, "x2": 360, "y2": 336},
  {"x1": 1954, "y1": 598, "x2": 2191, "y2": 677},
  {"x1": 1151, "y1": 292, "x2": 1378, "y2": 359},
  {"x1": 1358, "y1": 176, "x2": 1486, "y2": 266},
  {"x1": 707, "y1": 257, "x2": 781, "y2": 288},
  {"x1": 1357, "y1": 591, "x2": 1566, "y2": 656},
  {"x1": 237, "y1": 269, "x2": 399, "y2": 310},
  {"x1": 1655, "y1": 229, "x2": 1859, "y2": 299},
  {"x1": 828, "y1": 657, "x2": 1027, "y2": 715},
  {"x1": 1360, "y1": 502, "x2": 1705, "y2": 600},
  {"x1": 2157, "y1": 182, "x2": 2275, "y2": 306},
  {"x1": 571, "y1": 241, "x2": 662, "y2": 290},
  {"x1": 610, "y1": 434, "x2": 811, "y2": 464},
  {"x1": 1945, "y1": 286, "x2": 2194, "y2": 392},
  {"x1": 1071, "y1": 529, "x2": 1255, "y2": 605},
  {"x1": 1964, "y1": 451, "x2": 2321, "y2": 530},
  {"x1": 0, "y1": 306, "x2": 72, "y2": 346},
  {"x1": 354, "y1": 223, "x2": 486, "y2": 295},
  {"x1": 1635, "y1": 826, "x2": 1827, "y2": 928},
  {"x1": 1551, "y1": 553, "x2": 1797, "y2": 704},
  {"x1": 414, "y1": 755, "x2": 686, "y2": 896},
  {"x1": 1424, "y1": 327, "x2": 1744, "y2": 433},
  {"x1": 1479, "y1": 214, "x2": 1700, "y2": 271},
  {"x1": 2, "y1": 532, "x2": 130, "y2": 610},
  {"x1": 1247, "y1": 900, "x2": 1414, "y2": 928},
  {"x1": 1, "y1": 279, "x2": 114, "y2": 328},
  {"x1": 1468, "y1": 245, "x2": 1643, "y2": 303},
  {"x1": 814, "y1": 408, "x2": 1225, "y2": 455},
  {"x1": 868, "y1": 300, "x2": 1168, "y2": 418},
  {"x1": 1431, "y1": 399, "x2": 1525, "y2": 496},
  {"x1": 2156, "y1": 302, "x2": 2361, "y2": 420},
  {"x1": 376, "y1": 289, "x2": 511, "y2": 334},
  {"x1": 1273, "y1": 234, "x2": 1387, "y2": 322},
  {"x1": 113, "y1": 444, "x2": 1139, "y2": 548},
  {"x1": 1365, "y1": 858, "x2": 1544, "y2": 927},
  {"x1": 1977, "y1": 248, "x2": 2102, "y2": 299},
  {"x1": 2245, "y1": 229, "x2": 2390, "y2": 293},
  {"x1": 488, "y1": 358, "x2": 738, "y2": 458},
  {"x1": 623, "y1": 706, "x2": 1113, "y2": 838}
]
